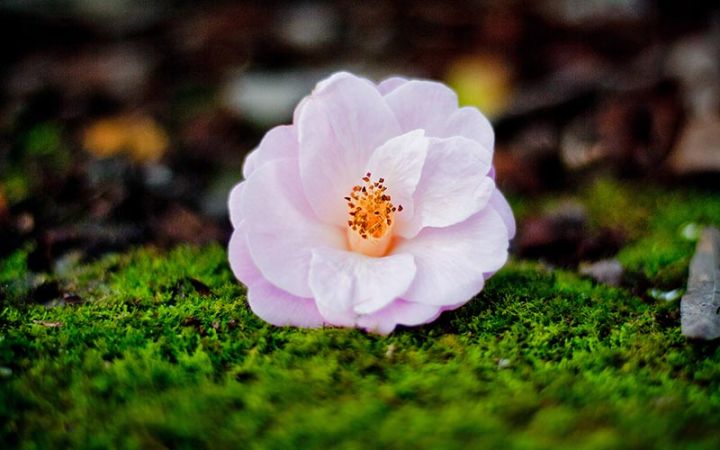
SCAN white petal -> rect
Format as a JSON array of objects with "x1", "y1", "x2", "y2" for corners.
[
  {"x1": 356, "y1": 300, "x2": 442, "y2": 335},
  {"x1": 228, "y1": 182, "x2": 246, "y2": 229},
  {"x1": 242, "y1": 125, "x2": 298, "y2": 179},
  {"x1": 227, "y1": 228, "x2": 262, "y2": 286},
  {"x1": 298, "y1": 72, "x2": 401, "y2": 225},
  {"x1": 395, "y1": 207, "x2": 509, "y2": 306},
  {"x1": 247, "y1": 277, "x2": 326, "y2": 328},
  {"x1": 365, "y1": 130, "x2": 428, "y2": 222},
  {"x1": 489, "y1": 188, "x2": 516, "y2": 239},
  {"x1": 308, "y1": 248, "x2": 416, "y2": 324},
  {"x1": 377, "y1": 76, "x2": 408, "y2": 95},
  {"x1": 441, "y1": 106, "x2": 494, "y2": 153},
  {"x1": 242, "y1": 159, "x2": 345, "y2": 298},
  {"x1": 399, "y1": 136, "x2": 495, "y2": 238},
  {"x1": 384, "y1": 80, "x2": 459, "y2": 136}
]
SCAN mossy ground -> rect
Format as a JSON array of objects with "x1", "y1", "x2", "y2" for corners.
[{"x1": 2, "y1": 180, "x2": 720, "y2": 450}]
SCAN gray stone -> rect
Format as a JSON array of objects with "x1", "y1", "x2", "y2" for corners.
[
  {"x1": 668, "y1": 117, "x2": 720, "y2": 175},
  {"x1": 579, "y1": 258, "x2": 624, "y2": 286},
  {"x1": 681, "y1": 227, "x2": 720, "y2": 340}
]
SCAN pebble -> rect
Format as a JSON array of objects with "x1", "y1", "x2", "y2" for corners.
[{"x1": 579, "y1": 259, "x2": 624, "y2": 286}]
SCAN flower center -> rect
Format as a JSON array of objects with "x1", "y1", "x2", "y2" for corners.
[{"x1": 345, "y1": 172, "x2": 402, "y2": 257}]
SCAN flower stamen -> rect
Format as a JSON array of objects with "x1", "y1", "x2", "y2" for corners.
[{"x1": 346, "y1": 172, "x2": 401, "y2": 241}]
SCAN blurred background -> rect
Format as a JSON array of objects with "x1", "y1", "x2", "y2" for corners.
[{"x1": 0, "y1": 0, "x2": 718, "y2": 273}]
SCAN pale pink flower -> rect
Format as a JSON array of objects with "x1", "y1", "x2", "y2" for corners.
[{"x1": 228, "y1": 72, "x2": 515, "y2": 334}]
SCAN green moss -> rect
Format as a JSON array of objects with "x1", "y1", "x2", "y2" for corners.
[
  {"x1": 516, "y1": 179, "x2": 720, "y2": 289},
  {"x1": 579, "y1": 180, "x2": 719, "y2": 289},
  {"x1": 2, "y1": 181, "x2": 720, "y2": 449}
]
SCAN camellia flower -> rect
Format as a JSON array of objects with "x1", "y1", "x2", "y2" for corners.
[{"x1": 228, "y1": 72, "x2": 515, "y2": 334}]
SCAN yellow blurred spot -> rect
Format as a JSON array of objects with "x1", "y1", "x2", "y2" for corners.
[
  {"x1": 83, "y1": 118, "x2": 127, "y2": 158},
  {"x1": 445, "y1": 55, "x2": 513, "y2": 119},
  {"x1": 83, "y1": 115, "x2": 169, "y2": 163},
  {"x1": 126, "y1": 118, "x2": 170, "y2": 163}
]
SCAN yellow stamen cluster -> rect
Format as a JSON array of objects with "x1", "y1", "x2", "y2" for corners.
[{"x1": 345, "y1": 172, "x2": 403, "y2": 240}]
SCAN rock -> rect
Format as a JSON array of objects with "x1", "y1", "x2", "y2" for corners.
[
  {"x1": 681, "y1": 227, "x2": 720, "y2": 340},
  {"x1": 516, "y1": 201, "x2": 586, "y2": 265},
  {"x1": 517, "y1": 200, "x2": 625, "y2": 267},
  {"x1": 579, "y1": 258, "x2": 623, "y2": 286},
  {"x1": 665, "y1": 33, "x2": 720, "y2": 118},
  {"x1": 667, "y1": 117, "x2": 720, "y2": 175}
]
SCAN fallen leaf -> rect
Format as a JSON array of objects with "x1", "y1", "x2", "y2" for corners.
[
  {"x1": 33, "y1": 320, "x2": 62, "y2": 328},
  {"x1": 681, "y1": 227, "x2": 720, "y2": 340}
]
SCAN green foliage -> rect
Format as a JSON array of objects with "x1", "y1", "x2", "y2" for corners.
[
  {"x1": 1, "y1": 181, "x2": 720, "y2": 449},
  {"x1": 23, "y1": 122, "x2": 65, "y2": 158},
  {"x1": 616, "y1": 189, "x2": 720, "y2": 289},
  {"x1": 2, "y1": 122, "x2": 71, "y2": 204}
]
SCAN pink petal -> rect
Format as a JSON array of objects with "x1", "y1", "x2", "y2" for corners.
[
  {"x1": 228, "y1": 182, "x2": 246, "y2": 229},
  {"x1": 440, "y1": 106, "x2": 495, "y2": 154},
  {"x1": 242, "y1": 125, "x2": 298, "y2": 179},
  {"x1": 384, "y1": 80, "x2": 459, "y2": 136},
  {"x1": 394, "y1": 207, "x2": 509, "y2": 306},
  {"x1": 399, "y1": 136, "x2": 495, "y2": 239},
  {"x1": 356, "y1": 299, "x2": 442, "y2": 335},
  {"x1": 247, "y1": 277, "x2": 326, "y2": 328},
  {"x1": 298, "y1": 72, "x2": 401, "y2": 225},
  {"x1": 489, "y1": 188, "x2": 516, "y2": 239},
  {"x1": 292, "y1": 95, "x2": 310, "y2": 125},
  {"x1": 242, "y1": 159, "x2": 345, "y2": 298},
  {"x1": 308, "y1": 248, "x2": 416, "y2": 324},
  {"x1": 377, "y1": 76, "x2": 408, "y2": 95},
  {"x1": 365, "y1": 130, "x2": 428, "y2": 222},
  {"x1": 227, "y1": 228, "x2": 262, "y2": 286}
]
